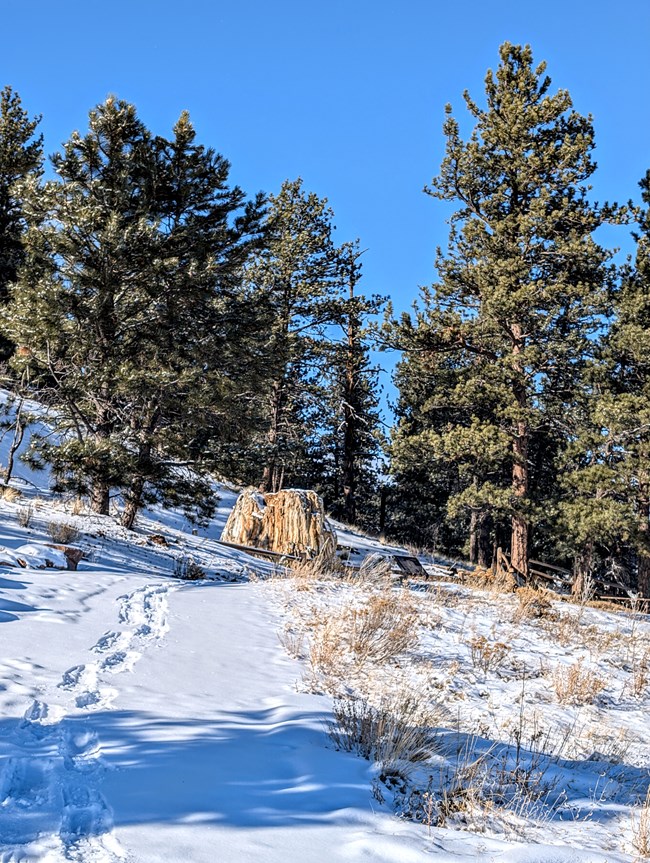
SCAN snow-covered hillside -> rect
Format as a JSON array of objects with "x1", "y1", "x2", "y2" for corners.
[{"x1": 0, "y1": 419, "x2": 649, "y2": 861}]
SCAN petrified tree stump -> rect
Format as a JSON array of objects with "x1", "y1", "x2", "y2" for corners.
[{"x1": 221, "y1": 488, "x2": 336, "y2": 560}]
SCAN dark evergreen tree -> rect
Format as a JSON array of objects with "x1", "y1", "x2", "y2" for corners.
[
  {"x1": 559, "y1": 168, "x2": 650, "y2": 596},
  {"x1": 0, "y1": 86, "x2": 42, "y2": 361},
  {"x1": 312, "y1": 242, "x2": 385, "y2": 527},
  {"x1": 245, "y1": 178, "x2": 343, "y2": 493},
  {"x1": 3, "y1": 98, "x2": 265, "y2": 526},
  {"x1": 390, "y1": 43, "x2": 617, "y2": 573}
]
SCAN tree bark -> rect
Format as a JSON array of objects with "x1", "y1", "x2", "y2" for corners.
[
  {"x1": 121, "y1": 474, "x2": 145, "y2": 531},
  {"x1": 260, "y1": 380, "x2": 284, "y2": 493},
  {"x1": 3, "y1": 398, "x2": 25, "y2": 486},
  {"x1": 638, "y1": 492, "x2": 650, "y2": 598},
  {"x1": 510, "y1": 324, "x2": 529, "y2": 578},
  {"x1": 90, "y1": 480, "x2": 110, "y2": 515},
  {"x1": 469, "y1": 509, "x2": 492, "y2": 567}
]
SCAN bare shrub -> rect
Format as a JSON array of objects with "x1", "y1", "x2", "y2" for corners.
[
  {"x1": 308, "y1": 618, "x2": 347, "y2": 689},
  {"x1": 358, "y1": 553, "x2": 394, "y2": 585},
  {"x1": 631, "y1": 649, "x2": 650, "y2": 699},
  {"x1": 632, "y1": 788, "x2": 650, "y2": 857},
  {"x1": 70, "y1": 496, "x2": 85, "y2": 516},
  {"x1": 17, "y1": 504, "x2": 33, "y2": 528},
  {"x1": 347, "y1": 591, "x2": 417, "y2": 663},
  {"x1": 278, "y1": 625, "x2": 306, "y2": 659},
  {"x1": 540, "y1": 612, "x2": 583, "y2": 647},
  {"x1": 513, "y1": 586, "x2": 552, "y2": 622},
  {"x1": 328, "y1": 692, "x2": 438, "y2": 778},
  {"x1": 288, "y1": 554, "x2": 340, "y2": 587},
  {"x1": 552, "y1": 659, "x2": 606, "y2": 705},
  {"x1": 468, "y1": 634, "x2": 509, "y2": 673},
  {"x1": 173, "y1": 555, "x2": 206, "y2": 580},
  {"x1": 1, "y1": 485, "x2": 21, "y2": 503},
  {"x1": 47, "y1": 521, "x2": 80, "y2": 544}
]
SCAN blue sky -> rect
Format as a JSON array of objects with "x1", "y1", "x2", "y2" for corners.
[{"x1": 2, "y1": 0, "x2": 648, "y2": 408}]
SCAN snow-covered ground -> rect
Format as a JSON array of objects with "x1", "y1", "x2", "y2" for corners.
[{"x1": 0, "y1": 405, "x2": 648, "y2": 861}]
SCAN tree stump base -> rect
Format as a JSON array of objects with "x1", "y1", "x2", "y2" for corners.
[{"x1": 220, "y1": 488, "x2": 336, "y2": 561}]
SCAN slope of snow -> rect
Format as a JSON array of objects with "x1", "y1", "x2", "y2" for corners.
[{"x1": 0, "y1": 402, "x2": 647, "y2": 861}]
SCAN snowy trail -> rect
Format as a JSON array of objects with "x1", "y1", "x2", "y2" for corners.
[{"x1": 93, "y1": 581, "x2": 452, "y2": 863}]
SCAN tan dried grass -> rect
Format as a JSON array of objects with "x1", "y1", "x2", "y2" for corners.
[
  {"x1": 513, "y1": 586, "x2": 553, "y2": 622},
  {"x1": 632, "y1": 788, "x2": 650, "y2": 857},
  {"x1": 551, "y1": 659, "x2": 606, "y2": 705}
]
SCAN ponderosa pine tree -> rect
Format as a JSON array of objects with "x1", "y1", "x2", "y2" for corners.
[
  {"x1": 0, "y1": 86, "x2": 42, "y2": 361},
  {"x1": 246, "y1": 178, "x2": 343, "y2": 493},
  {"x1": 314, "y1": 242, "x2": 384, "y2": 526},
  {"x1": 559, "y1": 168, "x2": 650, "y2": 596},
  {"x1": 391, "y1": 43, "x2": 618, "y2": 574},
  {"x1": 389, "y1": 325, "x2": 510, "y2": 563},
  {"x1": 3, "y1": 97, "x2": 265, "y2": 525}
]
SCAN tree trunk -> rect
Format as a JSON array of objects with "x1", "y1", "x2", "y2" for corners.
[
  {"x1": 469, "y1": 509, "x2": 492, "y2": 567},
  {"x1": 121, "y1": 433, "x2": 156, "y2": 530},
  {"x1": 510, "y1": 324, "x2": 529, "y2": 578},
  {"x1": 90, "y1": 480, "x2": 110, "y2": 515},
  {"x1": 121, "y1": 475, "x2": 145, "y2": 530},
  {"x1": 378, "y1": 485, "x2": 388, "y2": 540},
  {"x1": 638, "y1": 493, "x2": 650, "y2": 598},
  {"x1": 469, "y1": 509, "x2": 479, "y2": 565},
  {"x1": 260, "y1": 380, "x2": 284, "y2": 494},
  {"x1": 511, "y1": 429, "x2": 529, "y2": 577},
  {"x1": 3, "y1": 399, "x2": 25, "y2": 486},
  {"x1": 477, "y1": 513, "x2": 492, "y2": 568}
]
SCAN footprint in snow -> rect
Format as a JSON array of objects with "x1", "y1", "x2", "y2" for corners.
[
  {"x1": 59, "y1": 664, "x2": 89, "y2": 691},
  {"x1": 92, "y1": 631, "x2": 124, "y2": 653},
  {"x1": 59, "y1": 724, "x2": 101, "y2": 772},
  {"x1": 0, "y1": 757, "x2": 52, "y2": 811}
]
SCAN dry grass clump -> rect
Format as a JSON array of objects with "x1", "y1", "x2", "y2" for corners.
[
  {"x1": 632, "y1": 788, "x2": 650, "y2": 857},
  {"x1": 1, "y1": 485, "x2": 21, "y2": 502},
  {"x1": 347, "y1": 591, "x2": 417, "y2": 663},
  {"x1": 287, "y1": 554, "x2": 341, "y2": 589},
  {"x1": 173, "y1": 555, "x2": 206, "y2": 580},
  {"x1": 47, "y1": 521, "x2": 80, "y2": 544},
  {"x1": 357, "y1": 552, "x2": 394, "y2": 585},
  {"x1": 69, "y1": 496, "x2": 86, "y2": 516},
  {"x1": 513, "y1": 586, "x2": 553, "y2": 622},
  {"x1": 630, "y1": 648, "x2": 650, "y2": 699},
  {"x1": 539, "y1": 611, "x2": 585, "y2": 647},
  {"x1": 328, "y1": 692, "x2": 438, "y2": 778},
  {"x1": 17, "y1": 504, "x2": 33, "y2": 528},
  {"x1": 303, "y1": 588, "x2": 419, "y2": 692},
  {"x1": 468, "y1": 634, "x2": 510, "y2": 673},
  {"x1": 278, "y1": 624, "x2": 306, "y2": 659},
  {"x1": 551, "y1": 659, "x2": 606, "y2": 705}
]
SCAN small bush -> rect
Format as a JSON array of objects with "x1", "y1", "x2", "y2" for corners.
[
  {"x1": 632, "y1": 789, "x2": 650, "y2": 857},
  {"x1": 328, "y1": 693, "x2": 438, "y2": 777},
  {"x1": 173, "y1": 555, "x2": 206, "y2": 580},
  {"x1": 278, "y1": 625, "x2": 306, "y2": 659},
  {"x1": 358, "y1": 553, "x2": 394, "y2": 585},
  {"x1": 513, "y1": 586, "x2": 552, "y2": 622},
  {"x1": 631, "y1": 649, "x2": 650, "y2": 699},
  {"x1": 468, "y1": 634, "x2": 509, "y2": 673},
  {"x1": 1, "y1": 485, "x2": 21, "y2": 503},
  {"x1": 47, "y1": 521, "x2": 80, "y2": 544},
  {"x1": 70, "y1": 496, "x2": 85, "y2": 516},
  {"x1": 552, "y1": 659, "x2": 606, "y2": 705},
  {"x1": 17, "y1": 504, "x2": 33, "y2": 528},
  {"x1": 347, "y1": 591, "x2": 417, "y2": 663}
]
